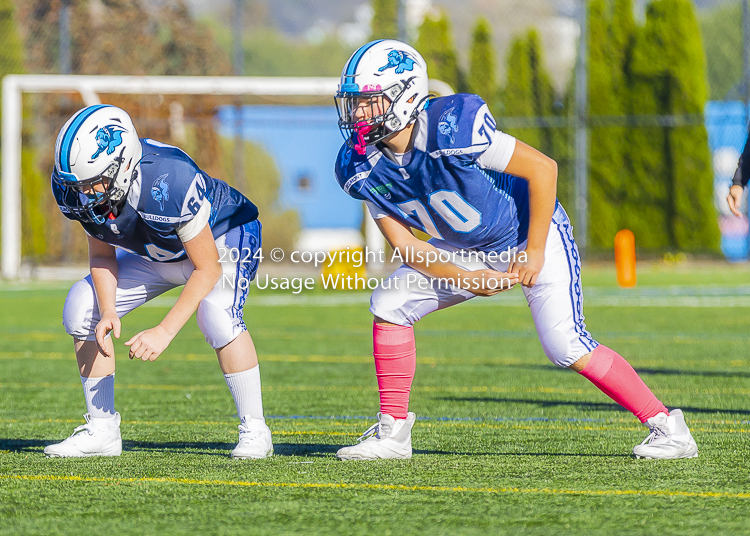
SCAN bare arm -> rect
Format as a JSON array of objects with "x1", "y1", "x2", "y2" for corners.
[
  {"x1": 728, "y1": 133, "x2": 750, "y2": 217},
  {"x1": 159, "y1": 223, "x2": 222, "y2": 337},
  {"x1": 88, "y1": 236, "x2": 120, "y2": 356},
  {"x1": 125, "y1": 223, "x2": 222, "y2": 361},
  {"x1": 503, "y1": 140, "x2": 558, "y2": 286},
  {"x1": 727, "y1": 185, "x2": 745, "y2": 217},
  {"x1": 376, "y1": 216, "x2": 518, "y2": 297}
]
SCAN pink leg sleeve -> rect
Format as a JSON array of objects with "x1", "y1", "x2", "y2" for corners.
[
  {"x1": 373, "y1": 322, "x2": 417, "y2": 420},
  {"x1": 577, "y1": 345, "x2": 668, "y2": 423}
]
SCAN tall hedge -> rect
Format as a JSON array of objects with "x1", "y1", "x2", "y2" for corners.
[
  {"x1": 468, "y1": 17, "x2": 497, "y2": 114},
  {"x1": 588, "y1": 0, "x2": 631, "y2": 248},
  {"x1": 630, "y1": 0, "x2": 720, "y2": 252},
  {"x1": 501, "y1": 29, "x2": 572, "y2": 209},
  {"x1": 618, "y1": 0, "x2": 672, "y2": 249},
  {"x1": 585, "y1": 0, "x2": 719, "y2": 253},
  {"x1": 502, "y1": 31, "x2": 559, "y2": 157},
  {"x1": 370, "y1": 0, "x2": 399, "y2": 40},
  {"x1": 415, "y1": 10, "x2": 462, "y2": 92}
]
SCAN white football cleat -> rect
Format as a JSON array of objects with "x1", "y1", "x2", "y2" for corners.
[
  {"x1": 336, "y1": 412, "x2": 415, "y2": 461},
  {"x1": 231, "y1": 416, "x2": 273, "y2": 459},
  {"x1": 44, "y1": 413, "x2": 122, "y2": 458},
  {"x1": 632, "y1": 409, "x2": 698, "y2": 460}
]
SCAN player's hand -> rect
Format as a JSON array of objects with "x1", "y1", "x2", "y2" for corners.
[
  {"x1": 125, "y1": 324, "x2": 174, "y2": 362},
  {"x1": 510, "y1": 248, "x2": 545, "y2": 287},
  {"x1": 95, "y1": 310, "x2": 120, "y2": 357},
  {"x1": 463, "y1": 268, "x2": 519, "y2": 297},
  {"x1": 727, "y1": 185, "x2": 745, "y2": 217}
]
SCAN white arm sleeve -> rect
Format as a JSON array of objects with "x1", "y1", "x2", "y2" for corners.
[
  {"x1": 176, "y1": 200, "x2": 211, "y2": 242},
  {"x1": 366, "y1": 201, "x2": 389, "y2": 220},
  {"x1": 476, "y1": 131, "x2": 517, "y2": 172}
]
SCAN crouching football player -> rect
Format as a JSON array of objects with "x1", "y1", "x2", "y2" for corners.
[
  {"x1": 45, "y1": 105, "x2": 272, "y2": 459},
  {"x1": 333, "y1": 40, "x2": 697, "y2": 460}
]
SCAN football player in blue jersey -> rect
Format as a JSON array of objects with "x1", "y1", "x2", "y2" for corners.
[
  {"x1": 333, "y1": 40, "x2": 698, "y2": 461},
  {"x1": 45, "y1": 105, "x2": 272, "y2": 459}
]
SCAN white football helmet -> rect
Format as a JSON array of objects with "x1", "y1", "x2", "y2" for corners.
[
  {"x1": 53, "y1": 105, "x2": 142, "y2": 223},
  {"x1": 335, "y1": 39, "x2": 430, "y2": 154}
]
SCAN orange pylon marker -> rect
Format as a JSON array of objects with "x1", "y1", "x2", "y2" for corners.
[{"x1": 614, "y1": 229, "x2": 637, "y2": 288}]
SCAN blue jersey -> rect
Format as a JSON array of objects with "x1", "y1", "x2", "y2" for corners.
[
  {"x1": 335, "y1": 94, "x2": 533, "y2": 252},
  {"x1": 52, "y1": 138, "x2": 258, "y2": 262}
]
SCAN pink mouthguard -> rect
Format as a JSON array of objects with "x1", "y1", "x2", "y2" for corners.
[{"x1": 354, "y1": 121, "x2": 372, "y2": 155}]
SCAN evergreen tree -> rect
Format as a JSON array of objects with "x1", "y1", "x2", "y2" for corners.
[
  {"x1": 527, "y1": 30, "x2": 557, "y2": 158},
  {"x1": 415, "y1": 10, "x2": 462, "y2": 92},
  {"x1": 468, "y1": 17, "x2": 497, "y2": 113},
  {"x1": 502, "y1": 34, "x2": 539, "y2": 148},
  {"x1": 699, "y1": 2, "x2": 742, "y2": 100},
  {"x1": 588, "y1": 0, "x2": 629, "y2": 248},
  {"x1": 501, "y1": 29, "x2": 572, "y2": 209},
  {"x1": 501, "y1": 30, "x2": 556, "y2": 156},
  {"x1": 630, "y1": 0, "x2": 720, "y2": 252},
  {"x1": 618, "y1": 0, "x2": 672, "y2": 249},
  {"x1": 370, "y1": 0, "x2": 399, "y2": 40}
]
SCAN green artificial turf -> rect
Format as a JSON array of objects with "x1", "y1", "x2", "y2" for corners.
[{"x1": 1, "y1": 262, "x2": 749, "y2": 535}]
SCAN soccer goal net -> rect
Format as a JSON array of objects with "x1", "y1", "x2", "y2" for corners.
[{"x1": 1, "y1": 74, "x2": 454, "y2": 279}]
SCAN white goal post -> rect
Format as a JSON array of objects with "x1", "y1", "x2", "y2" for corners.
[{"x1": 1, "y1": 74, "x2": 453, "y2": 278}]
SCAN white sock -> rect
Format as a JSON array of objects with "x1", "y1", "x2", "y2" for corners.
[
  {"x1": 224, "y1": 365, "x2": 264, "y2": 422},
  {"x1": 80, "y1": 374, "x2": 116, "y2": 419}
]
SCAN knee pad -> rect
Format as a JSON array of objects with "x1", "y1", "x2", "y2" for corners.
[
  {"x1": 197, "y1": 298, "x2": 244, "y2": 349},
  {"x1": 62, "y1": 279, "x2": 97, "y2": 340},
  {"x1": 369, "y1": 282, "x2": 417, "y2": 327},
  {"x1": 539, "y1": 328, "x2": 573, "y2": 367}
]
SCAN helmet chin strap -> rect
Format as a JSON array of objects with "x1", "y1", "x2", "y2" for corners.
[{"x1": 376, "y1": 141, "x2": 397, "y2": 163}]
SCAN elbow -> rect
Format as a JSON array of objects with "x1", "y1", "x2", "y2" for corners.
[
  {"x1": 541, "y1": 156, "x2": 558, "y2": 192},
  {"x1": 210, "y1": 263, "x2": 223, "y2": 284},
  {"x1": 201, "y1": 262, "x2": 223, "y2": 286},
  {"x1": 545, "y1": 156, "x2": 558, "y2": 181}
]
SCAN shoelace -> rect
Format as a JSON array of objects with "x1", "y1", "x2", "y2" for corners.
[
  {"x1": 70, "y1": 423, "x2": 94, "y2": 437},
  {"x1": 238, "y1": 423, "x2": 266, "y2": 443},
  {"x1": 357, "y1": 422, "x2": 381, "y2": 442},
  {"x1": 641, "y1": 424, "x2": 669, "y2": 445}
]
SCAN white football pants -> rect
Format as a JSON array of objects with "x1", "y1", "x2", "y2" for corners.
[
  {"x1": 369, "y1": 205, "x2": 598, "y2": 367},
  {"x1": 62, "y1": 220, "x2": 261, "y2": 349}
]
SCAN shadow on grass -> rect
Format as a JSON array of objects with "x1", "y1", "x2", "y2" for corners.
[
  {"x1": 412, "y1": 449, "x2": 630, "y2": 458},
  {"x1": 0, "y1": 438, "x2": 631, "y2": 459},
  {"x1": 0, "y1": 439, "x2": 339, "y2": 457},
  {"x1": 0, "y1": 438, "x2": 238, "y2": 455},
  {"x1": 275, "y1": 442, "x2": 629, "y2": 458},
  {"x1": 438, "y1": 396, "x2": 750, "y2": 416},
  {"x1": 0, "y1": 438, "x2": 47, "y2": 453},
  {"x1": 124, "y1": 440, "x2": 234, "y2": 456},
  {"x1": 454, "y1": 363, "x2": 750, "y2": 380},
  {"x1": 273, "y1": 442, "x2": 339, "y2": 457},
  {"x1": 634, "y1": 367, "x2": 750, "y2": 379}
]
